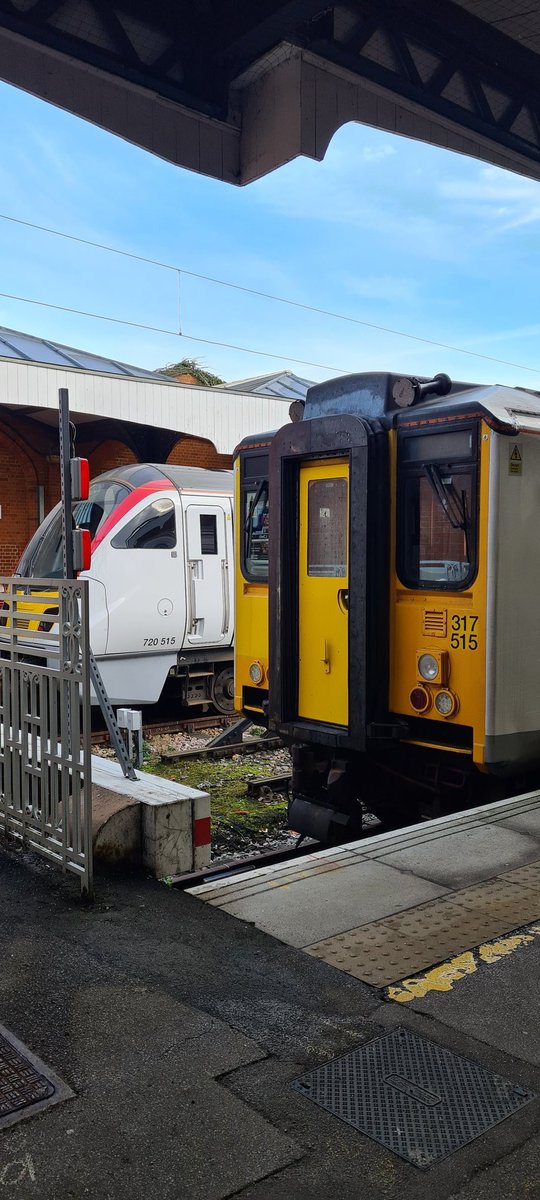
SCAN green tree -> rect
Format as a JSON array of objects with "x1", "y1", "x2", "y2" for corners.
[{"x1": 156, "y1": 358, "x2": 224, "y2": 387}]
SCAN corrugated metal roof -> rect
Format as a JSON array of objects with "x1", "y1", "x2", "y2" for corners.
[
  {"x1": 221, "y1": 370, "x2": 314, "y2": 400},
  {"x1": 0, "y1": 325, "x2": 171, "y2": 380}
]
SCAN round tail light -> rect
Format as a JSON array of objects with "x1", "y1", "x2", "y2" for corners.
[{"x1": 410, "y1": 685, "x2": 431, "y2": 714}]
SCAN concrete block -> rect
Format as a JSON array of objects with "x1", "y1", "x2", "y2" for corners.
[
  {"x1": 142, "y1": 792, "x2": 194, "y2": 879},
  {"x1": 92, "y1": 785, "x2": 140, "y2": 864},
  {"x1": 91, "y1": 756, "x2": 211, "y2": 878}
]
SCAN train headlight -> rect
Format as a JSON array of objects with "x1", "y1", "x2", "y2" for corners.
[
  {"x1": 435, "y1": 690, "x2": 458, "y2": 718},
  {"x1": 249, "y1": 661, "x2": 264, "y2": 684},
  {"x1": 418, "y1": 653, "x2": 439, "y2": 681}
]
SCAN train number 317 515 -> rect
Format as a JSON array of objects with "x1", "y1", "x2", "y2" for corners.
[{"x1": 450, "y1": 614, "x2": 478, "y2": 650}]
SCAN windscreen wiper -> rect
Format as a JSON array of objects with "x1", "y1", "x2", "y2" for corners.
[
  {"x1": 244, "y1": 480, "x2": 268, "y2": 534},
  {"x1": 423, "y1": 464, "x2": 471, "y2": 562}
]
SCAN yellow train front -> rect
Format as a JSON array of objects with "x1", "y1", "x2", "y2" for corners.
[{"x1": 235, "y1": 370, "x2": 540, "y2": 841}]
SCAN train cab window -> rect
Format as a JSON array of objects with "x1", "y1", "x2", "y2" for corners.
[
  {"x1": 242, "y1": 451, "x2": 269, "y2": 582},
  {"x1": 307, "y1": 478, "x2": 347, "y2": 577},
  {"x1": 73, "y1": 480, "x2": 130, "y2": 540},
  {"x1": 111, "y1": 498, "x2": 176, "y2": 550},
  {"x1": 16, "y1": 479, "x2": 130, "y2": 579},
  {"x1": 397, "y1": 427, "x2": 478, "y2": 590}
]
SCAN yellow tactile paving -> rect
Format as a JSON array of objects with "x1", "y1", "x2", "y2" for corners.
[{"x1": 305, "y1": 873, "x2": 540, "y2": 986}]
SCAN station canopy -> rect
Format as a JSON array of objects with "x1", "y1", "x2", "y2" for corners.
[
  {"x1": 0, "y1": 326, "x2": 170, "y2": 380},
  {"x1": 0, "y1": 3, "x2": 539, "y2": 185}
]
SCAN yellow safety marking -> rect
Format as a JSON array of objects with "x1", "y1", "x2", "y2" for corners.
[
  {"x1": 388, "y1": 952, "x2": 477, "y2": 1003},
  {"x1": 387, "y1": 925, "x2": 540, "y2": 1004},
  {"x1": 478, "y1": 925, "x2": 540, "y2": 964}
]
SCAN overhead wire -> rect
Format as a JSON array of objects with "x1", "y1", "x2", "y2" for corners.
[
  {"x1": 0, "y1": 290, "x2": 348, "y2": 374},
  {"x1": 0, "y1": 210, "x2": 539, "y2": 377}
]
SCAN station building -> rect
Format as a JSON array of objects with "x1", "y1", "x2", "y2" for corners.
[{"x1": 0, "y1": 326, "x2": 305, "y2": 572}]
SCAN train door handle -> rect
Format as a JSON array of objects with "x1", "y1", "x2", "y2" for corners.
[
  {"x1": 321, "y1": 639, "x2": 331, "y2": 674},
  {"x1": 338, "y1": 589, "x2": 349, "y2": 612},
  {"x1": 220, "y1": 559, "x2": 229, "y2": 636}
]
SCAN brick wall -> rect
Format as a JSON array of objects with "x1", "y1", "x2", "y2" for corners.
[
  {"x1": 167, "y1": 436, "x2": 231, "y2": 470},
  {"x1": 0, "y1": 426, "x2": 42, "y2": 573},
  {"x1": 89, "y1": 439, "x2": 138, "y2": 478}
]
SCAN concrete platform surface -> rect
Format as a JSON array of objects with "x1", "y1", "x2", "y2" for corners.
[
  {"x1": 189, "y1": 791, "x2": 540, "y2": 988},
  {"x1": 0, "y1": 788, "x2": 539, "y2": 1199}
]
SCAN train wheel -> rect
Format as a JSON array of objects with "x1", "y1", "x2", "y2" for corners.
[{"x1": 211, "y1": 665, "x2": 235, "y2": 714}]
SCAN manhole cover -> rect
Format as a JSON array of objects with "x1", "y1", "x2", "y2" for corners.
[
  {"x1": 0, "y1": 1025, "x2": 73, "y2": 1131},
  {"x1": 292, "y1": 1027, "x2": 535, "y2": 1169}
]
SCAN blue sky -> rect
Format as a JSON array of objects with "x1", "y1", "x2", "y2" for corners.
[{"x1": 2, "y1": 78, "x2": 540, "y2": 388}]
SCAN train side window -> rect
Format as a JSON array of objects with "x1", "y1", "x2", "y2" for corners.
[
  {"x1": 307, "y1": 478, "x2": 347, "y2": 577},
  {"x1": 200, "y1": 514, "x2": 217, "y2": 554},
  {"x1": 397, "y1": 427, "x2": 478, "y2": 590},
  {"x1": 111, "y1": 498, "x2": 176, "y2": 550}
]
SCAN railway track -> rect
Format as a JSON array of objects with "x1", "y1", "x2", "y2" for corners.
[
  {"x1": 90, "y1": 713, "x2": 235, "y2": 748},
  {"x1": 160, "y1": 735, "x2": 281, "y2": 763},
  {"x1": 172, "y1": 812, "x2": 387, "y2": 890},
  {"x1": 92, "y1": 713, "x2": 285, "y2": 765}
]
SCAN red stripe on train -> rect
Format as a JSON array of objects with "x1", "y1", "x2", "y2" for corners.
[{"x1": 91, "y1": 480, "x2": 175, "y2": 553}]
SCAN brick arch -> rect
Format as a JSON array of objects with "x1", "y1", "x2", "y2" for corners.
[
  {"x1": 89, "y1": 439, "x2": 139, "y2": 479},
  {"x1": 166, "y1": 436, "x2": 231, "y2": 470},
  {"x1": 0, "y1": 428, "x2": 39, "y2": 573}
]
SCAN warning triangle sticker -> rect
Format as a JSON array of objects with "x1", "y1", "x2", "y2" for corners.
[{"x1": 510, "y1": 445, "x2": 522, "y2": 462}]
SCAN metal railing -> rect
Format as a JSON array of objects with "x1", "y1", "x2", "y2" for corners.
[{"x1": 0, "y1": 577, "x2": 92, "y2": 894}]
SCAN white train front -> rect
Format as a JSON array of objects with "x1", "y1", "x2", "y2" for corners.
[{"x1": 17, "y1": 464, "x2": 235, "y2": 711}]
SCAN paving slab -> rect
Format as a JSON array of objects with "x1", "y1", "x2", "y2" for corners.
[
  {"x1": 305, "y1": 877, "x2": 540, "y2": 986},
  {"x1": 219, "y1": 1015, "x2": 540, "y2": 1200},
  {"x1": 403, "y1": 926, "x2": 540, "y2": 1065},
  {"x1": 2, "y1": 809, "x2": 540, "y2": 1200},
  {"x1": 0, "y1": 842, "x2": 381, "y2": 1067},
  {"x1": 497, "y1": 808, "x2": 540, "y2": 838},
  {"x1": 442, "y1": 1133, "x2": 540, "y2": 1200},
  {"x1": 0, "y1": 891, "x2": 302, "y2": 1199},
  {"x1": 199, "y1": 859, "x2": 450, "y2": 948},
  {"x1": 378, "y1": 823, "x2": 540, "y2": 889}
]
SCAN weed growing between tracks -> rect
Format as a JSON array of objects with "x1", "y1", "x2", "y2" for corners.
[{"x1": 143, "y1": 746, "x2": 292, "y2": 857}]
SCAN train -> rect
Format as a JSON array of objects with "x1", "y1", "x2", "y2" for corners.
[
  {"x1": 15, "y1": 463, "x2": 235, "y2": 711},
  {"x1": 234, "y1": 369, "x2": 540, "y2": 839}
]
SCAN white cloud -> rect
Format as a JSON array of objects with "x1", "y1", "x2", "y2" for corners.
[
  {"x1": 437, "y1": 164, "x2": 540, "y2": 232},
  {"x1": 361, "y1": 144, "x2": 397, "y2": 163}
]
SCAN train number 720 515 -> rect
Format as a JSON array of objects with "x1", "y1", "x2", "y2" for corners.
[
  {"x1": 450, "y1": 614, "x2": 478, "y2": 650},
  {"x1": 143, "y1": 637, "x2": 176, "y2": 647}
]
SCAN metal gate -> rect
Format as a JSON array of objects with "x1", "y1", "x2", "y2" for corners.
[{"x1": 0, "y1": 577, "x2": 92, "y2": 894}]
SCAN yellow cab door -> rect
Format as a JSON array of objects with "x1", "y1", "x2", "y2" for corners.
[{"x1": 298, "y1": 459, "x2": 349, "y2": 726}]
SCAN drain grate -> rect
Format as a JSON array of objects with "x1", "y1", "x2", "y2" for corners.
[
  {"x1": 292, "y1": 1027, "x2": 535, "y2": 1168},
  {"x1": 0, "y1": 1025, "x2": 73, "y2": 1131}
]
